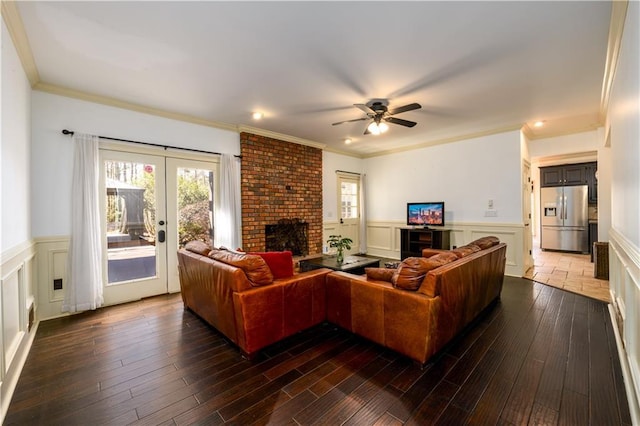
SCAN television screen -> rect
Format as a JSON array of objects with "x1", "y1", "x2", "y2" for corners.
[{"x1": 407, "y1": 202, "x2": 445, "y2": 227}]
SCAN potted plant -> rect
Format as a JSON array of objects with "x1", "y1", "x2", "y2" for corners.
[{"x1": 327, "y1": 235, "x2": 353, "y2": 264}]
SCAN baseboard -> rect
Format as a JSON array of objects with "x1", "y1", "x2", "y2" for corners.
[
  {"x1": 0, "y1": 320, "x2": 39, "y2": 423},
  {"x1": 608, "y1": 304, "x2": 640, "y2": 425}
]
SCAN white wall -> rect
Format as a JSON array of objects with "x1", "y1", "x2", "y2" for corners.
[
  {"x1": 364, "y1": 130, "x2": 523, "y2": 224},
  {"x1": 529, "y1": 130, "x2": 599, "y2": 160},
  {"x1": 1, "y1": 23, "x2": 31, "y2": 251},
  {"x1": 0, "y1": 20, "x2": 37, "y2": 423},
  {"x1": 596, "y1": 127, "x2": 612, "y2": 241},
  {"x1": 31, "y1": 92, "x2": 240, "y2": 237},
  {"x1": 609, "y1": 11, "x2": 640, "y2": 247},
  {"x1": 607, "y1": 1, "x2": 640, "y2": 422}
]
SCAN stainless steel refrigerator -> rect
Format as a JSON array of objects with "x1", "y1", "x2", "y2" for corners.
[{"x1": 540, "y1": 185, "x2": 589, "y2": 252}]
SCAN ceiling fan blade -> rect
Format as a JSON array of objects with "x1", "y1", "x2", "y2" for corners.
[
  {"x1": 332, "y1": 117, "x2": 368, "y2": 126},
  {"x1": 388, "y1": 103, "x2": 422, "y2": 115},
  {"x1": 385, "y1": 117, "x2": 417, "y2": 127},
  {"x1": 354, "y1": 103, "x2": 375, "y2": 114}
]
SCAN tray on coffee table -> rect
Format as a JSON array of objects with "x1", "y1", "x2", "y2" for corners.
[{"x1": 300, "y1": 255, "x2": 379, "y2": 275}]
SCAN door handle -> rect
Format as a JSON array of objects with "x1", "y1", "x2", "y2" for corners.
[{"x1": 158, "y1": 230, "x2": 166, "y2": 243}]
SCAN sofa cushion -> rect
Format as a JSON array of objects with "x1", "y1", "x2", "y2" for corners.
[
  {"x1": 469, "y1": 236, "x2": 500, "y2": 250},
  {"x1": 365, "y1": 267, "x2": 395, "y2": 282},
  {"x1": 208, "y1": 249, "x2": 274, "y2": 286},
  {"x1": 451, "y1": 244, "x2": 481, "y2": 258},
  {"x1": 184, "y1": 240, "x2": 212, "y2": 256},
  {"x1": 430, "y1": 251, "x2": 459, "y2": 264},
  {"x1": 392, "y1": 257, "x2": 448, "y2": 291},
  {"x1": 249, "y1": 251, "x2": 294, "y2": 279}
]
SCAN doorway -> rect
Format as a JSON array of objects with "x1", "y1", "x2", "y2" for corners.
[
  {"x1": 101, "y1": 149, "x2": 217, "y2": 305},
  {"x1": 336, "y1": 172, "x2": 361, "y2": 255}
]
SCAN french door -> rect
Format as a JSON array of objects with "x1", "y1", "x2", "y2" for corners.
[
  {"x1": 166, "y1": 158, "x2": 216, "y2": 293},
  {"x1": 100, "y1": 149, "x2": 217, "y2": 305}
]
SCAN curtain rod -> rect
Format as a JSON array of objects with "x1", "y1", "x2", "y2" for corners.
[
  {"x1": 335, "y1": 169, "x2": 361, "y2": 176},
  {"x1": 61, "y1": 129, "x2": 241, "y2": 158}
]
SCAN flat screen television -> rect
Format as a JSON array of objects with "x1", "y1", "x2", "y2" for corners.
[{"x1": 407, "y1": 202, "x2": 445, "y2": 228}]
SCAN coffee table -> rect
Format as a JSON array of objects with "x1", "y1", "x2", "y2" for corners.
[{"x1": 300, "y1": 255, "x2": 380, "y2": 275}]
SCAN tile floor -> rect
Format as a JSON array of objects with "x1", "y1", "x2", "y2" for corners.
[{"x1": 525, "y1": 238, "x2": 610, "y2": 302}]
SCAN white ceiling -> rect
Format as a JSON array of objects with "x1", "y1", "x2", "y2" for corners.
[{"x1": 16, "y1": 1, "x2": 612, "y2": 156}]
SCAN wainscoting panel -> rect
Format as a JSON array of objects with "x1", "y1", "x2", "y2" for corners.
[
  {"x1": 35, "y1": 237, "x2": 69, "y2": 320},
  {"x1": 608, "y1": 229, "x2": 640, "y2": 424},
  {"x1": 0, "y1": 241, "x2": 36, "y2": 423},
  {"x1": 48, "y1": 249, "x2": 67, "y2": 303},
  {"x1": 2, "y1": 266, "x2": 23, "y2": 375},
  {"x1": 359, "y1": 223, "x2": 401, "y2": 260},
  {"x1": 362, "y1": 221, "x2": 526, "y2": 277}
]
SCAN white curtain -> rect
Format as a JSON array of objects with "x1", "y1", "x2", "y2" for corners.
[
  {"x1": 359, "y1": 173, "x2": 367, "y2": 254},
  {"x1": 63, "y1": 133, "x2": 104, "y2": 313},
  {"x1": 214, "y1": 154, "x2": 242, "y2": 249}
]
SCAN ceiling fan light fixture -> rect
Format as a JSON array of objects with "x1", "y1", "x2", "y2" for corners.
[{"x1": 367, "y1": 121, "x2": 389, "y2": 135}]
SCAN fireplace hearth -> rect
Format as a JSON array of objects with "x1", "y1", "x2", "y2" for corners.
[{"x1": 265, "y1": 219, "x2": 309, "y2": 256}]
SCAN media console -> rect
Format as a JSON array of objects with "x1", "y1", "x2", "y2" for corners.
[{"x1": 400, "y1": 228, "x2": 451, "y2": 259}]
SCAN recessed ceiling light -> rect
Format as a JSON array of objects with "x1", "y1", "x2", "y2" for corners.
[
  {"x1": 533, "y1": 121, "x2": 545, "y2": 127},
  {"x1": 252, "y1": 112, "x2": 263, "y2": 120},
  {"x1": 344, "y1": 138, "x2": 352, "y2": 144}
]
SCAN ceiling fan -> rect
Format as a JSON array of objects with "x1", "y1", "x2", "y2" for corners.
[{"x1": 332, "y1": 100, "x2": 422, "y2": 135}]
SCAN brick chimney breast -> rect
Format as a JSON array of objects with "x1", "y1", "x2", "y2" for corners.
[{"x1": 240, "y1": 133, "x2": 323, "y2": 255}]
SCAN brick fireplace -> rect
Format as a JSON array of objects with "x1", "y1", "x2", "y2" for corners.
[{"x1": 240, "y1": 133, "x2": 323, "y2": 255}]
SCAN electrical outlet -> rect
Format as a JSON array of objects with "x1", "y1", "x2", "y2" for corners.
[
  {"x1": 484, "y1": 210, "x2": 498, "y2": 217},
  {"x1": 53, "y1": 278, "x2": 63, "y2": 290}
]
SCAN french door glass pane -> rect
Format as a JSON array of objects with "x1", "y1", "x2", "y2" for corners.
[
  {"x1": 105, "y1": 160, "x2": 157, "y2": 284},
  {"x1": 341, "y1": 182, "x2": 358, "y2": 219},
  {"x1": 177, "y1": 167, "x2": 214, "y2": 248}
]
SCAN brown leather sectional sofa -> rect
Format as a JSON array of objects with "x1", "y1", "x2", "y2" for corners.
[
  {"x1": 327, "y1": 236, "x2": 507, "y2": 364},
  {"x1": 177, "y1": 243, "x2": 331, "y2": 358},
  {"x1": 177, "y1": 236, "x2": 507, "y2": 364}
]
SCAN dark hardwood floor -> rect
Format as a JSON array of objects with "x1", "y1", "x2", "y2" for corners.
[{"x1": 5, "y1": 277, "x2": 631, "y2": 425}]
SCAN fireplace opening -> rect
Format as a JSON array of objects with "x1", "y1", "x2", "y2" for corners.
[{"x1": 265, "y1": 219, "x2": 309, "y2": 256}]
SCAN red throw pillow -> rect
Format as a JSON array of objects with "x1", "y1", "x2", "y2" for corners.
[{"x1": 249, "y1": 251, "x2": 294, "y2": 279}]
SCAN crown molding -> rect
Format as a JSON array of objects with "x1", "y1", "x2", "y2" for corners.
[
  {"x1": 362, "y1": 124, "x2": 524, "y2": 159},
  {"x1": 237, "y1": 125, "x2": 326, "y2": 150},
  {"x1": 521, "y1": 124, "x2": 535, "y2": 140},
  {"x1": 526, "y1": 122, "x2": 603, "y2": 141},
  {"x1": 35, "y1": 82, "x2": 332, "y2": 150},
  {"x1": 1, "y1": 0, "x2": 40, "y2": 86},
  {"x1": 34, "y1": 82, "x2": 240, "y2": 132},
  {"x1": 535, "y1": 151, "x2": 598, "y2": 166},
  {"x1": 600, "y1": 0, "x2": 628, "y2": 121},
  {"x1": 322, "y1": 145, "x2": 365, "y2": 159}
]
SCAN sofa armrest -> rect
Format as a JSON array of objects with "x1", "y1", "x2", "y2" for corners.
[{"x1": 232, "y1": 268, "x2": 331, "y2": 356}]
